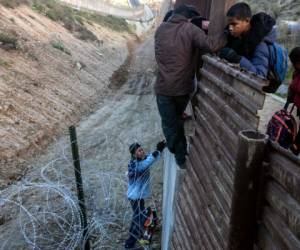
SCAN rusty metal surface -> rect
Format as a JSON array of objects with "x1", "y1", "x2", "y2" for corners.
[
  {"x1": 168, "y1": 40, "x2": 300, "y2": 250},
  {"x1": 228, "y1": 131, "x2": 268, "y2": 250},
  {"x1": 208, "y1": 0, "x2": 235, "y2": 36},
  {"x1": 262, "y1": 207, "x2": 300, "y2": 249},
  {"x1": 255, "y1": 141, "x2": 300, "y2": 249},
  {"x1": 171, "y1": 55, "x2": 267, "y2": 249}
]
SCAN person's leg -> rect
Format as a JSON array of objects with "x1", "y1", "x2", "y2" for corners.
[
  {"x1": 125, "y1": 199, "x2": 145, "y2": 248},
  {"x1": 173, "y1": 95, "x2": 190, "y2": 165},
  {"x1": 156, "y1": 95, "x2": 179, "y2": 154},
  {"x1": 156, "y1": 94, "x2": 190, "y2": 165}
]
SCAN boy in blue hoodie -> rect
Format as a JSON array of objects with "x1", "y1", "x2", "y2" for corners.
[
  {"x1": 219, "y1": 2, "x2": 276, "y2": 78},
  {"x1": 125, "y1": 140, "x2": 166, "y2": 249}
]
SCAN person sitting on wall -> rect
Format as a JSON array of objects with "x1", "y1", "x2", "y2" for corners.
[
  {"x1": 219, "y1": 2, "x2": 276, "y2": 78},
  {"x1": 154, "y1": 4, "x2": 226, "y2": 167},
  {"x1": 124, "y1": 140, "x2": 166, "y2": 249}
]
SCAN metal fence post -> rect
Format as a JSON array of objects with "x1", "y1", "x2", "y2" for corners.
[
  {"x1": 69, "y1": 125, "x2": 90, "y2": 250},
  {"x1": 227, "y1": 130, "x2": 268, "y2": 250}
]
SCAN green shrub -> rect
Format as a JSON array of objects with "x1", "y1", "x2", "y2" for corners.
[
  {"x1": 31, "y1": 0, "x2": 132, "y2": 38},
  {"x1": 51, "y1": 40, "x2": 71, "y2": 55},
  {"x1": 0, "y1": 33, "x2": 19, "y2": 49},
  {"x1": 0, "y1": 0, "x2": 29, "y2": 8}
]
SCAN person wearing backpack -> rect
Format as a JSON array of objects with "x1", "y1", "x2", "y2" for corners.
[
  {"x1": 219, "y1": 3, "x2": 288, "y2": 92},
  {"x1": 125, "y1": 141, "x2": 166, "y2": 249},
  {"x1": 287, "y1": 47, "x2": 300, "y2": 155}
]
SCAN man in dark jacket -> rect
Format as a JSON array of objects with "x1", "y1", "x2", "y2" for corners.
[
  {"x1": 154, "y1": 4, "x2": 226, "y2": 166},
  {"x1": 220, "y1": 2, "x2": 277, "y2": 78}
]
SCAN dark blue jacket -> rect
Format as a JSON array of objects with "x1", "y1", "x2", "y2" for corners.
[{"x1": 240, "y1": 28, "x2": 277, "y2": 77}]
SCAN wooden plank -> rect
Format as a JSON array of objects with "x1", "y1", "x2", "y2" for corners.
[
  {"x1": 265, "y1": 181, "x2": 300, "y2": 239},
  {"x1": 263, "y1": 207, "x2": 300, "y2": 249}
]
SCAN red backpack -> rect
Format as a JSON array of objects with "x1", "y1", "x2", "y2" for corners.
[{"x1": 266, "y1": 103, "x2": 297, "y2": 149}]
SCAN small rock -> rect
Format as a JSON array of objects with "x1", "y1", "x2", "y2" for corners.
[{"x1": 76, "y1": 62, "x2": 82, "y2": 70}]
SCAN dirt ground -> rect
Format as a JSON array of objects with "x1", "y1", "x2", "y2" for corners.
[
  {"x1": 0, "y1": 31, "x2": 164, "y2": 249},
  {"x1": 0, "y1": 5, "x2": 134, "y2": 188}
]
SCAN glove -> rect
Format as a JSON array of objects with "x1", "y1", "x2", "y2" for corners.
[
  {"x1": 156, "y1": 140, "x2": 166, "y2": 152},
  {"x1": 219, "y1": 47, "x2": 241, "y2": 64}
]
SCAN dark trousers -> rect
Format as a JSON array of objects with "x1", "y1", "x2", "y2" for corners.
[
  {"x1": 125, "y1": 199, "x2": 145, "y2": 248},
  {"x1": 156, "y1": 94, "x2": 190, "y2": 165}
]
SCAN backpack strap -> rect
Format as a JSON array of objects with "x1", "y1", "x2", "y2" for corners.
[
  {"x1": 266, "y1": 41, "x2": 276, "y2": 69},
  {"x1": 273, "y1": 114, "x2": 290, "y2": 131},
  {"x1": 284, "y1": 101, "x2": 295, "y2": 113}
]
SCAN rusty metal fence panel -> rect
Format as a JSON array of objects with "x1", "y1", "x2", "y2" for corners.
[
  {"x1": 170, "y1": 55, "x2": 267, "y2": 250},
  {"x1": 256, "y1": 141, "x2": 300, "y2": 249}
]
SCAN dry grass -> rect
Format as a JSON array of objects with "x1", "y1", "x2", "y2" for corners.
[
  {"x1": 0, "y1": 0, "x2": 29, "y2": 8},
  {"x1": 0, "y1": 0, "x2": 132, "y2": 41},
  {"x1": 243, "y1": 0, "x2": 300, "y2": 21}
]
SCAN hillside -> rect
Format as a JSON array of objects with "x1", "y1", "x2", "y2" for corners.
[
  {"x1": 243, "y1": 0, "x2": 300, "y2": 21},
  {"x1": 0, "y1": 1, "x2": 136, "y2": 188}
]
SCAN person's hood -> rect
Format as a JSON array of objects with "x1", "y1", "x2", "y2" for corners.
[
  {"x1": 244, "y1": 12, "x2": 276, "y2": 56},
  {"x1": 250, "y1": 12, "x2": 276, "y2": 42},
  {"x1": 263, "y1": 27, "x2": 276, "y2": 43},
  {"x1": 168, "y1": 14, "x2": 189, "y2": 23}
]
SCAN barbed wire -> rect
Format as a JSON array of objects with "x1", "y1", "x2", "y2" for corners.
[{"x1": 0, "y1": 138, "x2": 163, "y2": 250}]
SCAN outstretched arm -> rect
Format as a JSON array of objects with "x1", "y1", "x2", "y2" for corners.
[
  {"x1": 191, "y1": 24, "x2": 227, "y2": 53},
  {"x1": 240, "y1": 43, "x2": 269, "y2": 77},
  {"x1": 136, "y1": 152, "x2": 161, "y2": 173}
]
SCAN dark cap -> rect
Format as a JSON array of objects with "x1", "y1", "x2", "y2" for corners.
[
  {"x1": 174, "y1": 4, "x2": 200, "y2": 19},
  {"x1": 129, "y1": 142, "x2": 141, "y2": 155}
]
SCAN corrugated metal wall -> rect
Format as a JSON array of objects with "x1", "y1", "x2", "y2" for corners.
[
  {"x1": 257, "y1": 142, "x2": 300, "y2": 249},
  {"x1": 167, "y1": 55, "x2": 300, "y2": 249},
  {"x1": 170, "y1": 55, "x2": 267, "y2": 250}
]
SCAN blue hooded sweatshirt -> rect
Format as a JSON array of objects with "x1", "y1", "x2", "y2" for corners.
[
  {"x1": 240, "y1": 28, "x2": 276, "y2": 77},
  {"x1": 127, "y1": 151, "x2": 160, "y2": 200},
  {"x1": 227, "y1": 12, "x2": 277, "y2": 78}
]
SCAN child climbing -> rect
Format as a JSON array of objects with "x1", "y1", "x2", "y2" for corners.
[{"x1": 124, "y1": 140, "x2": 166, "y2": 249}]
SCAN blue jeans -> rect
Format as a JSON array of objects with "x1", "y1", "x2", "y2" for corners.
[
  {"x1": 125, "y1": 199, "x2": 146, "y2": 248},
  {"x1": 156, "y1": 94, "x2": 189, "y2": 165}
]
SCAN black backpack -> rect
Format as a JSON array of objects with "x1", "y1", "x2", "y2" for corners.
[{"x1": 266, "y1": 102, "x2": 297, "y2": 149}]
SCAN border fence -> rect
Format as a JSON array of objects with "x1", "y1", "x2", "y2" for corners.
[{"x1": 162, "y1": 56, "x2": 300, "y2": 250}]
